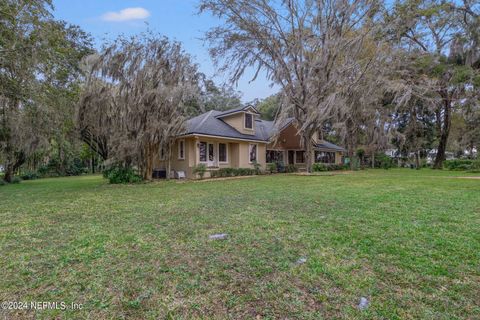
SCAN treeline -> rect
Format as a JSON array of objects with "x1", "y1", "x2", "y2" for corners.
[
  {"x1": 1, "y1": 0, "x2": 479, "y2": 183},
  {"x1": 0, "y1": 1, "x2": 242, "y2": 183}
]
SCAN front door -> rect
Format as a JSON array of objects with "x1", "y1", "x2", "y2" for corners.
[
  {"x1": 288, "y1": 150, "x2": 295, "y2": 165},
  {"x1": 207, "y1": 142, "x2": 216, "y2": 166}
]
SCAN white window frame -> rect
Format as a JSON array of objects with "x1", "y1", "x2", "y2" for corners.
[
  {"x1": 178, "y1": 139, "x2": 185, "y2": 160},
  {"x1": 249, "y1": 143, "x2": 258, "y2": 163},
  {"x1": 244, "y1": 113, "x2": 254, "y2": 130},
  {"x1": 218, "y1": 143, "x2": 228, "y2": 163}
]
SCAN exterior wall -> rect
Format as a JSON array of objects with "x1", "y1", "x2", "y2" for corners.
[
  {"x1": 269, "y1": 123, "x2": 303, "y2": 149},
  {"x1": 154, "y1": 135, "x2": 267, "y2": 179},
  {"x1": 237, "y1": 142, "x2": 266, "y2": 168},
  {"x1": 220, "y1": 112, "x2": 257, "y2": 136}
]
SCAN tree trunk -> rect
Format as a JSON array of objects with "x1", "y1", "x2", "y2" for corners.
[
  {"x1": 371, "y1": 151, "x2": 375, "y2": 169},
  {"x1": 166, "y1": 143, "x2": 172, "y2": 180},
  {"x1": 3, "y1": 163, "x2": 13, "y2": 183},
  {"x1": 2, "y1": 149, "x2": 26, "y2": 183},
  {"x1": 415, "y1": 151, "x2": 420, "y2": 169},
  {"x1": 302, "y1": 132, "x2": 313, "y2": 173},
  {"x1": 433, "y1": 98, "x2": 451, "y2": 169},
  {"x1": 142, "y1": 144, "x2": 154, "y2": 181}
]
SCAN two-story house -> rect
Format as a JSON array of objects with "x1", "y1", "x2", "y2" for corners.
[{"x1": 154, "y1": 105, "x2": 345, "y2": 178}]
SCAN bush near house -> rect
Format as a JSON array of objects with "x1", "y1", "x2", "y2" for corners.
[
  {"x1": 210, "y1": 167, "x2": 257, "y2": 178},
  {"x1": 103, "y1": 165, "x2": 143, "y2": 184},
  {"x1": 312, "y1": 163, "x2": 344, "y2": 172},
  {"x1": 285, "y1": 164, "x2": 299, "y2": 173},
  {"x1": 267, "y1": 163, "x2": 277, "y2": 173},
  {"x1": 193, "y1": 164, "x2": 207, "y2": 179}
]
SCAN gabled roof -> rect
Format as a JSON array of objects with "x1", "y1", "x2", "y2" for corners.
[
  {"x1": 215, "y1": 105, "x2": 260, "y2": 118},
  {"x1": 314, "y1": 141, "x2": 346, "y2": 152},
  {"x1": 184, "y1": 110, "x2": 268, "y2": 142},
  {"x1": 183, "y1": 109, "x2": 345, "y2": 152}
]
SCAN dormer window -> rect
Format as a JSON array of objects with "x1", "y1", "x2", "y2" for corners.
[{"x1": 244, "y1": 113, "x2": 253, "y2": 129}]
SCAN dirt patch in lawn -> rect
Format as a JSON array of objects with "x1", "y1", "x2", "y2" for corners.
[{"x1": 456, "y1": 176, "x2": 480, "y2": 180}]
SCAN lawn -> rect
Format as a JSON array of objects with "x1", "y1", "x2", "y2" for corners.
[{"x1": 1, "y1": 169, "x2": 479, "y2": 319}]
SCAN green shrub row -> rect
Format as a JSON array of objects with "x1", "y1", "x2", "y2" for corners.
[
  {"x1": 312, "y1": 163, "x2": 344, "y2": 172},
  {"x1": 210, "y1": 167, "x2": 258, "y2": 178},
  {"x1": 444, "y1": 159, "x2": 480, "y2": 171}
]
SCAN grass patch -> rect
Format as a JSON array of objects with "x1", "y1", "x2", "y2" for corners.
[{"x1": 1, "y1": 169, "x2": 479, "y2": 319}]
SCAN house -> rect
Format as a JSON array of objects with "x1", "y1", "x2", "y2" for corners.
[
  {"x1": 154, "y1": 105, "x2": 345, "y2": 178},
  {"x1": 426, "y1": 149, "x2": 455, "y2": 164}
]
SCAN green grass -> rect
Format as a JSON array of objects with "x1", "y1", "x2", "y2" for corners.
[{"x1": 1, "y1": 169, "x2": 479, "y2": 319}]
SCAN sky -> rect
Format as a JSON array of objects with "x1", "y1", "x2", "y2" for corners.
[{"x1": 52, "y1": 0, "x2": 278, "y2": 102}]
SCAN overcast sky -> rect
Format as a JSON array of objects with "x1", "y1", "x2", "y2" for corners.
[{"x1": 52, "y1": 0, "x2": 278, "y2": 102}]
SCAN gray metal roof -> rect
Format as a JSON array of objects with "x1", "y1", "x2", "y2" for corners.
[
  {"x1": 314, "y1": 141, "x2": 346, "y2": 152},
  {"x1": 215, "y1": 105, "x2": 260, "y2": 118},
  {"x1": 184, "y1": 110, "x2": 345, "y2": 152},
  {"x1": 184, "y1": 110, "x2": 268, "y2": 142}
]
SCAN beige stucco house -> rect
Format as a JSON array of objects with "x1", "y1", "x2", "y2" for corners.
[{"x1": 153, "y1": 105, "x2": 345, "y2": 179}]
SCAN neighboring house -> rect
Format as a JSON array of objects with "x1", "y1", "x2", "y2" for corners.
[
  {"x1": 154, "y1": 105, "x2": 345, "y2": 178},
  {"x1": 426, "y1": 149, "x2": 455, "y2": 164},
  {"x1": 385, "y1": 149, "x2": 399, "y2": 158}
]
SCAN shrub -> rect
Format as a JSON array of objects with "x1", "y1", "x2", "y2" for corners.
[
  {"x1": 276, "y1": 161, "x2": 285, "y2": 173},
  {"x1": 21, "y1": 171, "x2": 39, "y2": 180},
  {"x1": 267, "y1": 163, "x2": 277, "y2": 173},
  {"x1": 193, "y1": 164, "x2": 207, "y2": 179},
  {"x1": 11, "y1": 176, "x2": 22, "y2": 184},
  {"x1": 65, "y1": 158, "x2": 88, "y2": 176},
  {"x1": 312, "y1": 163, "x2": 328, "y2": 172},
  {"x1": 252, "y1": 161, "x2": 261, "y2": 174},
  {"x1": 103, "y1": 165, "x2": 142, "y2": 184},
  {"x1": 374, "y1": 153, "x2": 393, "y2": 170},
  {"x1": 285, "y1": 164, "x2": 298, "y2": 173},
  {"x1": 212, "y1": 167, "x2": 257, "y2": 178},
  {"x1": 469, "y1": 159, "x2": 480, "y2": 172},
  {"x1": 444, "y1": 159, "x2": 473, "y2": 171},
  {"x1": 0, "y1": 179, "x2": 7, "y2": 186},
  {"x1": 313, "y1": 163, "x2": 344, "y2": 172}
]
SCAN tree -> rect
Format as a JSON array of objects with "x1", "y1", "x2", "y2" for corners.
[
  {"x1": 78, "y1": 33, "x2": 203, "y2": 180},
  {"x1": 389, "y1": 0, "x2": 480, "y2": 168},
  {"x1": 200, "y1": 0, "x2": 383, "y2": 172},
  {"x1": 255, "y1": 94, "x2": 280, "y2": 121},
  {"x1": 0, "y1": 0, "x2": 92, "y2": 182},
  {"x1": 202, "y1": 80, "x2": 243, "y2": 112}
]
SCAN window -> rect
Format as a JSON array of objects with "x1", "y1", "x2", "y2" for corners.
[
  {"x1": 244, "y1": 113, "x2": 253, "y2": 129},
  {"x1": 266, "y1": 150, "x2": 283, "y2": 163},
  {"x1": 178, "y1": 140, "x2": 185, "y2": 159},
  {"x1": 208, "y1": 143, "x2": 215, "y2": 161},
  {"x1": 219, "y1": 143, "x2": 227, "y2": 162},
  {"x1": 295, "y1": 151, "x2": 305, "y2": 163},
  {"x1": 249, "y1": 144, "x2": 257, "y2": 162},
  {"x1": 315, "y1": 151, "x2": 335, "y2": 164},
  {"x1": 199, "y1": 142, "x2": 207, "y2": 162}
]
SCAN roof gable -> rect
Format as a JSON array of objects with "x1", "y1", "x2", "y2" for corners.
[
  {"x1": 214, "y1": 105, "x2": 260, "y2": 118},
  {"x1": 184, "y1": 110, "x2": 345, "y2": 151}
]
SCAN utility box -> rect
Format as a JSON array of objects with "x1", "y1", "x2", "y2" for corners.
[{"x1": 175, "y1": 171, "x2": 186, "y2": 179}]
